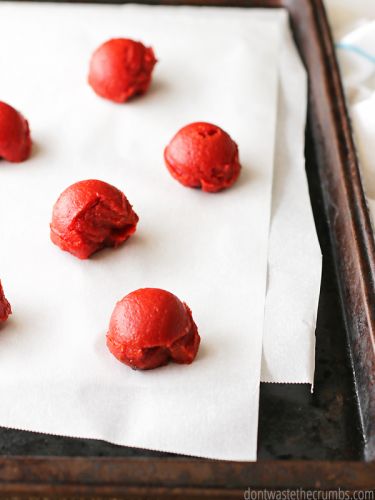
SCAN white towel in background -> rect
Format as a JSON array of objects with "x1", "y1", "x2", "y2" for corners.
[{"x1": 325, "y1": 1, "x2": 375, "y2": 227}]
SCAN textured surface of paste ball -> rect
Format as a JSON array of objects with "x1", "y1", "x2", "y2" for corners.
[
  {"x1": 0, "y1": 280, "x2": 12, "y2": 323},
  {"x1": 164, "y1": 122, "x2": 241, "y2": 193},
  {"x1": 88, "y1": 38, "x2": 157, "y2": 103},
  {"x1": 0, "y1": 101, "x2": 32, "y2": 163},
  {"x1": 50, "y1": 179, "x2": 139, "y2": 259},
  {"x1": 107, "y1": 288, "x2": 200, "y2": 370}
]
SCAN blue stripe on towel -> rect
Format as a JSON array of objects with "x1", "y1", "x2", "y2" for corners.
[{"x1": 336, "y1": 42, "x2": 375, "y2": 64}]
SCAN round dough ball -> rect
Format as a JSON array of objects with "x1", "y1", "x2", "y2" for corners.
[
  {"x1": 88, "y1": 38, "x2": 157, "y2": 103},
  {"x1": 0, "y1": 280, "x2": 11, "y2": 323},
  {"x1": 50, "y1": 179, "x2": 139, "y2": 259},
  {"x1": 164, "y1": 122, "x2": 241, "y2": 193},
  {"x1": 0, "y1": 101, "x2": 32, "y2": 163},
  {"x1": 107, "y1": 288, "x2": 200, "y2": 370}
]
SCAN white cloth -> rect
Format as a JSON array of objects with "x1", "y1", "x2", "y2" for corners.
[{"x1": 325, "y1": 1, "x2": 375, "y2": 228}]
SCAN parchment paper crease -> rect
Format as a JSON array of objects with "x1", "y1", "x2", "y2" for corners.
[{"x1": 262, "y1": 19, "x2": 322, "y2": 384}]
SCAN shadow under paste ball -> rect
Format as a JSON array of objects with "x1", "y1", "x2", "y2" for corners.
[
  {"x1": 88, "y1": 38, "x2": 157, "y2": 103},
  {"x1": 164, "y1": 122, "x2": 241, "y2": 193},
  {"x1": 0, "y1": 101, "x2": 32, "y2": 163},
  {"x1": 50, "y1": 179, "x2": 139, "y2": 259},
  {"x1": 107, "y1": 288, "x2": 200, "y2": 370}
]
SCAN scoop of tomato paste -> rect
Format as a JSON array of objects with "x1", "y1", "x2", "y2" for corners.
[
  {"x1": 164, "y1": 122, "x2": 241, "y2": 193},
  {"x1": 0, "y1": 280, "x2": 12, "y2": 323},
  {"x1": 88, "y1": 38, "x2": 157, "y2": 103},
  {"x1": 50, "y1": 179, "x2": 139, "y2": 259},
  {"x1": 107, "y1": 288, "x2": 200, "y2": 370},
  {"x1": 0, "y1": 101, "x2": 32, "y2": 163}
]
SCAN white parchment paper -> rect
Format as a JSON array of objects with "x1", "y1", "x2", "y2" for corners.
[{"x1": 0, "y1": 3, "x2": 282, "y2": 460}]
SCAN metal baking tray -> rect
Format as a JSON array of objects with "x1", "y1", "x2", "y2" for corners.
[{"x1": 0, "y1": 0, "x2": 374, "y2": 496}]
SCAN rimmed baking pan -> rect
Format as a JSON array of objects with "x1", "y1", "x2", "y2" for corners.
[{"x1": 0, "y1": 0, "x2": 374, "y2": 496}]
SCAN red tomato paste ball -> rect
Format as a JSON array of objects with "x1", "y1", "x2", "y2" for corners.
[
  {"x1": 0, "y1": 101, "x2": 32, "y2": 163},
  {"x1": 107, "y1": 288, "x2": 200, "y2": 370},
  {"x1": 50, "y1": 179, "x2": 139, "y2": 260},
  {"x1": 0, "y1": 280, "x2": 12, "y2": 323},
  {"x1": 88, "y1": 38, "x2": 157, "y2": 103},
  {"x1": 164, "y1": 122, "x2": 241, "y2": 193}
]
